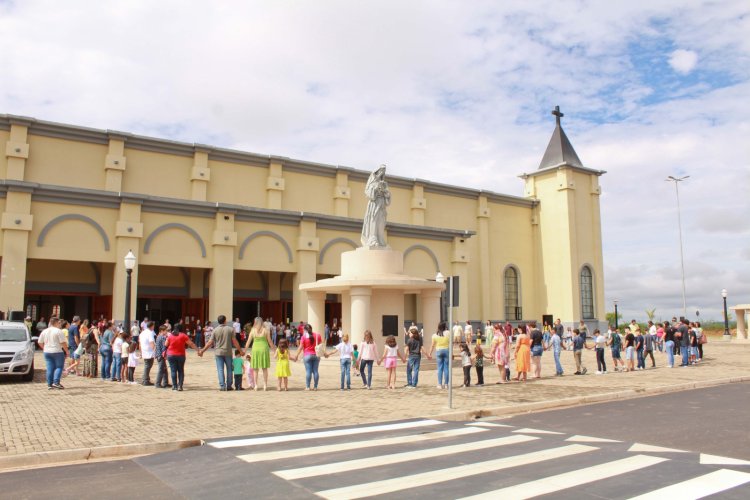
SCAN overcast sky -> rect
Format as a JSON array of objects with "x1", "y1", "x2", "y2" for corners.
[{"x1": 1, "y1": 0, "x2": 748, "y2": 322}]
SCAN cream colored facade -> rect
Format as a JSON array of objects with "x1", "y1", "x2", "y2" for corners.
[{"x1": 0, "y1": 113, "x2": 606, "y2": 331}]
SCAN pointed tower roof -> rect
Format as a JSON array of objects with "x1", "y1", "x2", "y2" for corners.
[{"x1": 538, "y1": 106, "x2": 585, "y2": 170}]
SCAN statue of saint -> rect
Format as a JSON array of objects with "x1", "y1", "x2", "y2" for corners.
[{"x1": 361, "y1": 165, "x2": 391, "y2": 248}]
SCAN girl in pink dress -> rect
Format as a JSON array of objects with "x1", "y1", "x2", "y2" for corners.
[
  {"x1": 377, "y1": 335, "x2": 406, "y2": 389},
  {"x1": 491, "y1": 323, "x2": 510, "y2": 383}
]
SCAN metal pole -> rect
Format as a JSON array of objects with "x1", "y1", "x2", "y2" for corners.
[
  {"x1": 124, "y1": 268, "x2": 132, "y2": 333},
  {"x1": 673, "y1": 180, "x2": 687, "y2": 319},
  {"x1": 723, "y1": 295, "x2": 730, "y2": 338},
  {"x1": 614, "y1": 303, "x2": 618, "y2": 330},
  {"x1": 447, "y1": 276, "x2": 453, "y2": 409}
]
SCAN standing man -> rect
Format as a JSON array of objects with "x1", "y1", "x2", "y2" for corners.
[
  {"x1": 38, "y1": 317, "x2": 68, "y2": 390},
  {"x1": 643, "y1": 325, "x2": 656, "y2": 368},
  {"x1": 153, "y1": 325, "x2": 171, "y2": 388},
  {"x1": 572, "y1": 328, "x2": 587, "y2": 375},
  {"x1": 139, "y1": 321, "x2": 156, "y2": 385},
  {"x1": 452, "y1": 321, "x2": 463, "y2": 345},
  {"x1": 199, "y1": 315, "x2": 244, "y2": 391},
  {"x1": 130, "y1": 319, "x2": 141, "y2": 346},
  {"x1": 550, "y1": 324, "x2": 563, "y2": 376},
  {"x1": 67, "y1": 316, "x2": 81, "y2": 372},
  {"x1": 232, "y1": 317, "x2": 242, "y2": 343},
  {"x1": 678, "y1": 318, "x2": 690, "y2": 367},
  {"x1": 578, "y1": 320, "x2": 589, "y2": 342}
]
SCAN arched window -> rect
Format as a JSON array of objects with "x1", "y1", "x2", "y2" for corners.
[
  {"x1": 580, "y1": 266, "x2": 594, "y2": 319},
  {"x1": 504, "y1": 266, "x2": 521, "y2": 320}
]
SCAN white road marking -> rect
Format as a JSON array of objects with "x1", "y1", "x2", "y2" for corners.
[
  {"x1": 238, "y1": 426, "x2": 486, "y2": 463},
  {"x1": 628, "y1": 443, "x2": 688, "y2": 453},
  {"x1": 512, "y1": 427, "x2": 564, "y2": 435},
  {"x1": 467, "y1": 422, "x2": 512, "y2": 428},
  {"x1": 459, "y1": 454, "x2": 668, "y2": 500},
  {"x1": 276, "y1": 434, "x2": 537, "y2": 480},
  {"x1": 565, "y1": 434, "x2": 621, "y2": 443},
  {"x1": 315, "y1": 444, "x2": 596, "y2": 500},
  {"x1": 628, "y1": 469, "x2": 750, "y2": 499},
  {"x1": 699, "y1": 453, "x2": 750, "y2": 466},
  {"x1": 209, "y1": 419, "x2": 444, "y2": 449}
]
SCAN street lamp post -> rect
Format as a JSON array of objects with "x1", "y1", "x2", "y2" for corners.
[
  {"x1": 722, "y1": 289, "x2": 731, "y2": 341},
  {"x1": 124, "y1": 250, "x2": 136, "y2": 333},
  {"x1": 666, "y1": 175, "x2": 689, "y2": 319},
  {"x1": 436, "y1": 272, "x2": 453, "y2": 409},
  {"x1": 613, "y1": 300, "x2": 618, "y2": 330}
]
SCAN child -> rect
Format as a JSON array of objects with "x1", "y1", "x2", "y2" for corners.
[
  {"x1": 352, "y1": 344, "x2": 360, "y2": 376},
  {"x1": 233, "y1": 349, "x2": 244, "y2": 390},
  {"x1": 120, "y1": 334, "x2": 130, "y2": 384},
  {"x1": 456, "y1": 343, "x2": 472, "y2": 387},
  {"x1": 275, "y1": 338, "x2": 291, "y2": 391},
  {"x1": 244, "y1": 354, "x2": 255, "y2": 390},
  {"x1": 127, "y1": 341, "x2": 139, "y2": 384},
  {"x1": 473, "y1": 344, "x2": 490, "y2": 386},
  {"x1": 324, "y1": 333, "x2": 354, "y2": 390},
  {"x1": 377, "y1": 335, "x2": 406, "y2": 389}
]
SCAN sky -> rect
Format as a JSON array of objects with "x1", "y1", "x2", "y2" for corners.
[{"x1": 1, "y1": 0, "x2": 748, "y2": 322}]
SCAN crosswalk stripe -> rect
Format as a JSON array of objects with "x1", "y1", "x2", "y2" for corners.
[
  {"x1": 628, "y1": 443, "x2": 687, "y2": 453},
  {"x1": 209, "y1": 419, "x2": 444, "y2": 449},
  {"x1": 276, "y1": 434, "x2": 538, "y2": 480},
  {"x1": 512, "y1": 427, "x2": 563, "y2": 435},
  {"x1": 627, "y1": 469, "x2": 750, "y2": 499},
  {"x1": 458, "y1": 454, "x2": 668, "y2": 500},
  {"x1": 566, "y1": 434, "x2": 621, "y2": 443},
  {"x1": 467, "y1": 422, "x2": 512, "y2": 428},
  {"x1": 315, "y1": 444, "x2": 597, "y2": 500},
  {"x1": 699, "y1": 453, "x2": 750, "y2": 466},
  {"x1": 238, "y1": 426, "x2": 486, "y2": 464}
]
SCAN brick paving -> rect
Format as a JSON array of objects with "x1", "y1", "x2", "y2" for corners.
[{"x1": 1, "y1": 340, "x2": 748, "y2": 459}]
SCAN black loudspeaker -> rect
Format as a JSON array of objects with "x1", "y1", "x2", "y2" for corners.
[
  {"x1": 382, "y1": 315, "x2": 398, "y2": 337},
  {"x1": 9, "y1": 310, "x2": 25, "y2": 322}
]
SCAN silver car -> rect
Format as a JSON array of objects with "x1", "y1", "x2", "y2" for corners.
[{"x1": 0, "y1": 321, "x2": 35, "y2": 381}]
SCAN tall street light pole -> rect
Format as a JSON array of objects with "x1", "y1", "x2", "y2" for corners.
[
  {"x1": 124, "y1": 250, "x2": 136, "y2": 334},
  {"x1": 666, "y1": 175, "x2": 689, "y2": 319},
  {"x1": 435, "y1": 272, "x2": 453, "y2": 409},
  {"x1": 722, "y1": 289, "x2": 731, "y2": 341}
]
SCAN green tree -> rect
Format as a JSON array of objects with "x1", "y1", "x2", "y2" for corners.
[
  {"x1": 645, "y1": 308, "x2": 656, "y2": 322},
  {"x1": 606, "y1": 310, "x2": 622, "y2": 326}
]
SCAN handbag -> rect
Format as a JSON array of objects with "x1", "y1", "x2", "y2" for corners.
[{"x1": 314, "y1": 336, "x2": 325, "y2": 357}]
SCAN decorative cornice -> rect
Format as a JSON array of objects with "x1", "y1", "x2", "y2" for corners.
[
  {"x1": 0, "y1": 114, "x2": 538, "y2": 209},
  {"x1": 519, "y1": 163, "x2": 606, "y2": 179},
  {"x1": 0, "y1": 180, "x2": 475, "y2": 241}
]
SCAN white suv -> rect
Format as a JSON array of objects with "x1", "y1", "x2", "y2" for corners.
[{"x1": 0, "y1": 321, "x2": 35, "y2": 381}]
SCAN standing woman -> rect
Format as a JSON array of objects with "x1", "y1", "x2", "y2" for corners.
[
  {"x1": 83, "y1": 324, "x2": 100, "y2": 378},
  {"x1": 194, "y1": 319, "x2": 203, "y2": 349},
  {"x1": 513, "y1": 324, "x2": 530, "y2": 382},
  {"x1": 38, "y1": 317, "x2": 69, "y2": 389},
  {"x1": 164, "y1": 326, "x2": 197, "y2": 391},
  {"x1": 293, "y1": 323, "x2": 323, "y2": 391},
  {"x1": 428, "y1": 321, "x2": 451, "y2": 389},
  {"x1": 529, "y1": 321, "x2": 544, "y2": 379},
  {"x1": 358, "y1": 330, "x2": 377, "y2": 389},
  {"x1": 245, "y1": 317, "x2": 274, "y2": 391},
  {"x1": 99, "y1": 321, "x2": 115, "y2": 381},
  {"x1": 491, "y1": 323, "x2": 510, "y2": 383}
]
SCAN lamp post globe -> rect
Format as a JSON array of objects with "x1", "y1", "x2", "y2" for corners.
[{"x1": 123, "y1": 250, "x2": 136, "y2": 333}]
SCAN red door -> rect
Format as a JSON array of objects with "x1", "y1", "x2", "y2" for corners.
[{"x1": 92, "y1": 296, "x2": 112, "y2": 320}]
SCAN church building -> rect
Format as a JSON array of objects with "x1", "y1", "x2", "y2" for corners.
[{"x1": 0, "y1": 108, "x2": 605, "y2": 331}]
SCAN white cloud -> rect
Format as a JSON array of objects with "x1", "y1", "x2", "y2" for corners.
[
  {"x1": 1, "y1": 0, "x2": 748, "y2": 321},
  {"x1": 669, "y1": 49, "x2": 699, "y2": 74}
]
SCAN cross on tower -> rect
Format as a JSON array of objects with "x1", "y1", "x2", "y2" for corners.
[{"x1": 552, "y1": 106, "x2": 564, "y2": 126}]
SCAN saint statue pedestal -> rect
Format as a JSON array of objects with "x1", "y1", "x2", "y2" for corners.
[{"x1": 299, "y1": 247, "x2": 444, "y2": 350}]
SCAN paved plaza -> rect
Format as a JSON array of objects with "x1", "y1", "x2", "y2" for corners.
[{"x1": 1, "y1": 341, "x2": 748, "y2": 466}]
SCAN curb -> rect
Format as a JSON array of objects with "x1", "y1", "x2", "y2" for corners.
[
  {"x1": 432, "y1": 375, "x2": 750, "y2": 421},
  {"x1": 0, "y1": 439, "x2": 203, "y2": 472}
]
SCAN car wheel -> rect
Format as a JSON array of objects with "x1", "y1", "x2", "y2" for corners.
[{"x1": 22, "y1": 361, "x2": 34, "y2": 382}]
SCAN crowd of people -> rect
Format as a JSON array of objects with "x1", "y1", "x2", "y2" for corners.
[{"x1": 34, "y1": 313, "x2": 708, "y2": 392}]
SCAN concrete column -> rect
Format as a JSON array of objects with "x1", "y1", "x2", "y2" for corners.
[
  {"x1": 208, "y1": 212, "x2": 237, "y2": 321},
  {"x1": 266, "y1": 159, "x2": 285, "y2": 210},
  {"x1": 190, "y1": 146, "x2": 211, "y2": 201},
  {"x1": 306, "y1": 291, "x2": 326, "y2": 334},
  {"x1": 451, "y1": 236, "x2": 470, "y2": 321},
  {"x1": 735, "y1": 308, "x2": 747, "y2": 339},
  {"x1": 0, "y1": 213, "x2": 32, "y2": 312},
  {"x1": 411, "y1": 183, "x2": 427, "y2": 225},
  {"x1": 4, "y1": 117, "x2": 31, "y2": 181},
  {"x1": 349, "y1": 286, "x2": 372, "y2": 348},
  {"x1": 112, "y1": 202, "x2": 143, "y2": 323},
  {"x1": 189, "y1": 268, "x2": 204, "y2": 298},
  {"x1": 420, "y1": 288, "x2": 443, "y2": 338},
  {"x1": 104, "y1": 133, "x2": 128, "y2": 192},
  {"x1": 292, "y1": 219, "x2": 319, "y2": 322},
  {"x1": 477, "y1": 196, "x2": 491, "y2": 320},
  {"x1": 267, "y1": 272, "x2": 281, "y2": 301},
  {"x1": 333, "y1": 171, "x2": 350, "y2": 217}
]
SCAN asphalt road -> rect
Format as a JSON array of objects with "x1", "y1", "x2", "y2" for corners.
[{"x1": 1, "y1": 382, "x2": 748, "y2": 499}]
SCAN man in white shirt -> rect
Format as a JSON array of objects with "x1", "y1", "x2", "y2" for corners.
[
  {"x1": 139, "y1": 321, "x2": 156, "y2": 386},
  {"x1": 38, "y1": 317, "x2": 69, "y2": 389},
  {"x1": 451, "y1": 321, "x2": 463, "y2": 344}
]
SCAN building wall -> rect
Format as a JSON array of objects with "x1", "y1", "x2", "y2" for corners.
[{"x1": 0, "y1": 115, "x2": 604, "y2": 330}]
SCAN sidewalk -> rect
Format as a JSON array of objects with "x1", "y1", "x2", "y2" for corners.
[{"x1": 1, "y1": 341, "x2": 748, "y2": 466}]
